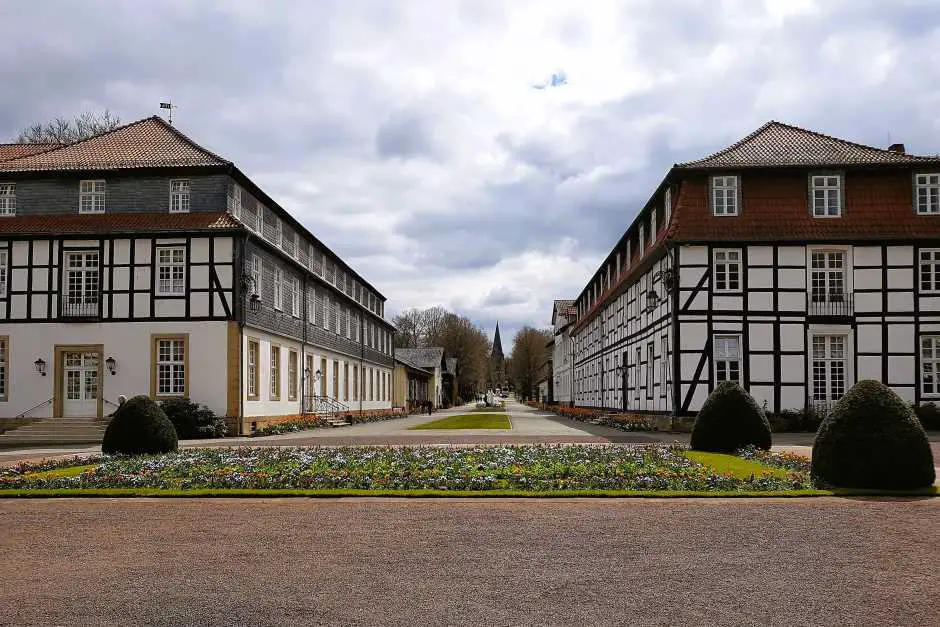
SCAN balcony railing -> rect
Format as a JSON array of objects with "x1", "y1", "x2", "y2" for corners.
[
  {"x1": 60, "y1": 300, "x2": 99, "y2": 319},
  {"x1": 807, "y1": 292, "x2": 854, "y2": 318}
]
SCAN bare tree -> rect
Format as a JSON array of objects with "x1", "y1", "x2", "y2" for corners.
[
  {"x1": 16, "y1": 110, "x2": 122, "y2": 144},
  {"x1": 508, "y1": 326, "x2": 553, "y2": 400}
]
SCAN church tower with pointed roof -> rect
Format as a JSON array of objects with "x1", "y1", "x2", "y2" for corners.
[{"x1": 489, "y1": 322, "x2": 506, "y2": 391}]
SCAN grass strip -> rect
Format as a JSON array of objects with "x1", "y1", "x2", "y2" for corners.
[
  {"x1": 684, "y1": 451, "x2": 791, "y2": 479},
  {"x1": 0, "y1": 487, "x2": 935, "y2": 498},
  {"x1": 410, "y1": 414, "x2": 511, "y2": 430}
]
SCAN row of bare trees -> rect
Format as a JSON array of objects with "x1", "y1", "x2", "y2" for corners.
[
  {"x1": 392, "y1": 307, "x2": 492, "y2": 400},
  {"x1": 15, "y1": 110, "x2": 123, "y2": 144},
  {"x1": 507, "y1": 326, "x2": 554, "y2": 401}
]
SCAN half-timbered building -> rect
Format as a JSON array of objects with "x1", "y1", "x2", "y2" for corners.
[
  {"x1": 0, "y1": 117, "x2": 395, "y2": 436},
  {"x1": 565, "y1": 121, "x2": 940, "y2": 422}
]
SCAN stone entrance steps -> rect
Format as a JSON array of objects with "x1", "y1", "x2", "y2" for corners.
[{"x1": 0, "y1": 416, "x2": 110, "y2": 446}]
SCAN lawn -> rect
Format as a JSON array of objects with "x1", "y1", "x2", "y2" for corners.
[
  {"x1": 410, "y1": 414, "x2": 511, "y2": 430},
  {"x1": 684, "y1": 451, "x2": 791, "y2": 479}
]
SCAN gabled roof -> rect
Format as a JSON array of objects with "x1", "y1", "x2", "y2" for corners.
[
  {"x1": 395, "y1": 353, "x2": 433, "y2": 375},
  {"x1": 678, "y1": 121, "x2": 940, "y2": 169},
  {"x1": 0, "y1": 117, "x2": 230, "y2": 172},
  {"x1": 0, "y1": 143, "x2": 61, "y2": 162},
  {"x1": 395, "y1": 347, "x2": 445, "y2": 370},
  {"x1": 0, "y1": 211, "x2": 244, "y2": 235},
  {"x1": 551, "y1": 299, "x2": 576, "y2": 326}
]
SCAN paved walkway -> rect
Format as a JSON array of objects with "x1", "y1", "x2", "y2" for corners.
[{"x1": 2, "y1": 497, "x2": 937, "y2": 626}]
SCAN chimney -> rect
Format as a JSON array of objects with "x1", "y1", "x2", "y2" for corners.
[{"x1": 888, "y1": 143, "x2": 906, "y2": 154}]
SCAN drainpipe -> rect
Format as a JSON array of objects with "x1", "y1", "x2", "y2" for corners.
[
  {"x1": 237, "y1": 232, "x2": 249, "y2": 436},
  {"x1": 359, "y1": 312, "x2": 364, "y2": 415}
]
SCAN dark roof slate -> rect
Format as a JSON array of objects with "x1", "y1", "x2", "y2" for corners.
[{"x1": 395, "y1": 347, "x2": 445, "y2": 370}]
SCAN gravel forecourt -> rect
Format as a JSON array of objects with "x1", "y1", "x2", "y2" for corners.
[{"x1": 1, "y1": 497, "x2": 937, "y2": 626}]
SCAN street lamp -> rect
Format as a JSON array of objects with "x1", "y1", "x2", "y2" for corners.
[
  {"x1": 34, "y1": 358, "x2": 46, "y2": 376},
  {"x1": 105, "y1": 356, "x2": 116, "y2": 375},
  {"x1": 645, "y1": 267, "x2": 676, "y2": 312}
]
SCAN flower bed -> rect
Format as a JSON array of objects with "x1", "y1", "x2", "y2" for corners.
[
  {"x1": 0, "y1": 445, "x2": 812, "y2": 492},
  {"x1": 253, "y1": 408, "x2": 405, "y2": 437},
  {"x1": 532, "y1": 404, "x2": 655, "y2": 432}
]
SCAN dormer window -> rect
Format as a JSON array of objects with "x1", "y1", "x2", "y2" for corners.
[
  {"x1": 711, "y1": 176, "x2": 738, "y2": 216},
  {"x1": 0, "y1": 184, "x2": 15, "y2": 216},
  {"x1": 811, "y1": 174, "x2": 842, "y2": 217},
  {"x1": 169, "y1": 179, "x2": 190, "y2": 213},
  {"x1": 915, "y1": 174, "x2": 940, "y2": 214},
  {"x1": 79, "y1": 180, "x2": 106, "y2": 214}
]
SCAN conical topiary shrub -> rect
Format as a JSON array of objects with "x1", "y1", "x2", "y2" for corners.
[
  {"x1": 102, "y1": 395, "x2": 179, "y2": 455},
  {"x1": 812, "y1": 380, "x2": 935, "y2": 489},
  {"x1": 690, "y1": 381, "x2": 772, "y2": 452}
]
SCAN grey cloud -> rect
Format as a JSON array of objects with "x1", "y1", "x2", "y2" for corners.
[
  {"x1": 375, "y1": 109, "x2": 442, "y2": 161},
  {"x1": 482, "y1": 286, "x2": 529, "y2": 307}
]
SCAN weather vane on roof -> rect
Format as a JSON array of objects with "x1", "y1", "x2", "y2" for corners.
[{"x1": 159, "y1": 101, "x2": 176, "y2": 125}]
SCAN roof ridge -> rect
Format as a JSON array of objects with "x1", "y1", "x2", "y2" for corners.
[
  {"x1": 677, "y1": 121, "x2": 777, "y2": 167},
  {"x1": 148, "y1": 115, "x2": 232, "y2": 166},
  {"x1": 0, "y1": 116, "x2": 232, "y2": 169},
  {"x1": 770, "y1": 120, "x2": 932, "y2": 158},
  {"x1": 1, "y1": 116, "x2": 160, "y2": 164}
]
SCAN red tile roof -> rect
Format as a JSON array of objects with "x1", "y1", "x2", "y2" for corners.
[
  {"x1": 0, "y1": 143, "x2": 61, "y2": 162},
  {"x1": 0, "y1": 117, "x2": 230, "y2": 172},
  {"x1": 678, "y1": 121, "x2": 940, "y2": 169},
  {"x1": 0, "y1": 211, "x2": 244, "y2": 235}
]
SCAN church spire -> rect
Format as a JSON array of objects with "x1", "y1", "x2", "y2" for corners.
[{"x1": 491, "y1": 322, "x2": 504, "y2": 360}]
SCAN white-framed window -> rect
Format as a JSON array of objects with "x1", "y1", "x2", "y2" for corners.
[
  {"x1": 254, "y1": 205, "x2": 263, "y2": 233},
  {"x1": 810, "y1": 174, "x2": 842, "y2": 217},
  {"x1": 273, "y1": 267, "x2": 282, "y2": 311},
  {"x1": 275, "y1": 219, "x2": 283, "y2": 247},
  {"x1": 714, "y1": 335, "x2": 741, "y2": 384},
  {"x1": 646, "y1": 342, "x2": 654, "y2": 398},
  {"x1": 292, "y1": 233, "x2": 299, "y2": 259},
  {"x1": 921, "y1": 336, "x2": 940, "y2": 397},
  {"x1": 288, "y1": 350, "x2": 298, "y2": 402},
  {"x1": 635, "y1": 347, "x2": 642, "y2": 401},
  {"x1": 169, "y1": 179, "x2": 190, "y2": 213},
  {"x1": 249, "y1": 255, "x2": 262, "y2": 299},
  {"x1": 920, "y1": 249, "x2": 940, "y2": 293},
  {"x1": 0, "y1": 249, "x2": 7, "y2": 298},
  {"x1": 0, "y1": 184, "x2": 15, "y2": 216},
  {"x1": 0, "y1": 335, "x2": 8, "y2": 401},
  {"x1": 270, "y1": 345, "x2": 281, "y2": 400},
  {"x1": 915, "y1": 174, "x2": 940, "y2": 215},
  {"x1": 228, "y1": 184, "x2": 241, "y2": 218},
  {"x1": 79, "y1": 180, "x2": 106, "y2": 214},
  {"x1": 812, "y1": 335, "x2": 846, "y2": 403},
  {"x1": 661, "y1": 333, "x2": 668, "y2": 398},
  {"x1": 247, "y1": 338, "x2": 259, "y2": 400},
  {"x1": 156, "y1": 247, "x2": 186, "y2": 296},
  {"x1": 154, "y1": 336, "x2": 186, "y2": 397},
  {"x1": 713, "y1": 249, "x2": 742, "y2": 292},
  {"x1": 63, "y1": 251, "x2": 99, "y2": 315},
  {"x1": 664, "y1": 187, "x2": 672, "y2": 223},
  {"x1": 810, "y1": 251, "x2": 846, "y2": 303},
  {"x1": 650, "y1": 209, "x2": 657, "y2": 244},
  {"x1": 711, "y1": 175, "x2": 738, "y2": 216},
  {"x1": 307, "y1": 286, "x2": 316, "y2": 323},
  {"x1": 289, "y1": 276, "x2": 300, "y2": 317}
]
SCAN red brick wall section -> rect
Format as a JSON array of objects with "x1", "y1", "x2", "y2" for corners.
[{"x1": 673, "y1": 169, "x2": 940, "y2": 242}]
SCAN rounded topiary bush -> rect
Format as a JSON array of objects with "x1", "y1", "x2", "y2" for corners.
[
  {"x1": 812, "y1": 380, "x2": 935, "y2": 489},
  {"x1": 102, "y1": 395, "x2": 179, "y2": 455},
  {"x1": 160, "y1": 397, "x2": 228, "y2": 439},
  {"x1": 690, "y1": 381, "x2": 772, "y2": 452}
]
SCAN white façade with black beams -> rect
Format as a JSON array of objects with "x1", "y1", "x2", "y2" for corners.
[
  {"x1": 674, "y1": 242, "x2": 934, "y2": 416},
  {"x1": 0, "y1": 235, "x2": 234, "y2": 323}
]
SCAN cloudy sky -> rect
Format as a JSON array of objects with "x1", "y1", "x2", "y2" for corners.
[{"x1": 2, "y1": 0, "x2": 940, "y2": 350}]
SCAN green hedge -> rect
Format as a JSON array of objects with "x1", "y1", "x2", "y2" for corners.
[
  {"x1": 812, "y1": 380, "x2": 935, "y2": 489},
  {"x1": 102, "y1": 395, "x2": 178, "y2": 455},
  {"x1": 691, "y1": 381, "x2": 772, "y2": 452}
]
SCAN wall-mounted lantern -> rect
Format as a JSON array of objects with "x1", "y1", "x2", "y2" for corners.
[
  {"x1": 34, "y1": 358, "x2": 46, "y2": 376},
  {"x1": 105, "y1": 356, "x2": 116, "y2": 375}
]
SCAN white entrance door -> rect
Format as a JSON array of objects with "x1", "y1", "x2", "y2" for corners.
[
  {"x1": 811, "y1": 335, "x2": 846, "y2": 405},
  {"x1": 63, "y1": 351, "x2": 99, "y2": 416}
]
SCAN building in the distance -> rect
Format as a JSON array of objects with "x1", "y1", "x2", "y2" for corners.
[
  {"x1": 562, "y1": 121, "x2": 940, "y2": 422},
  {"x1": 0, "y1": 116, "x2": 395, "y2": 438},
  {"x1": 550, "y1": 299, "x2": 576, "y2": 405}
]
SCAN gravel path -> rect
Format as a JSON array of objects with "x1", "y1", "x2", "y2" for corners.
[{"x1": 1, "y1": 497, "x2": 937, "y2": 626}]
